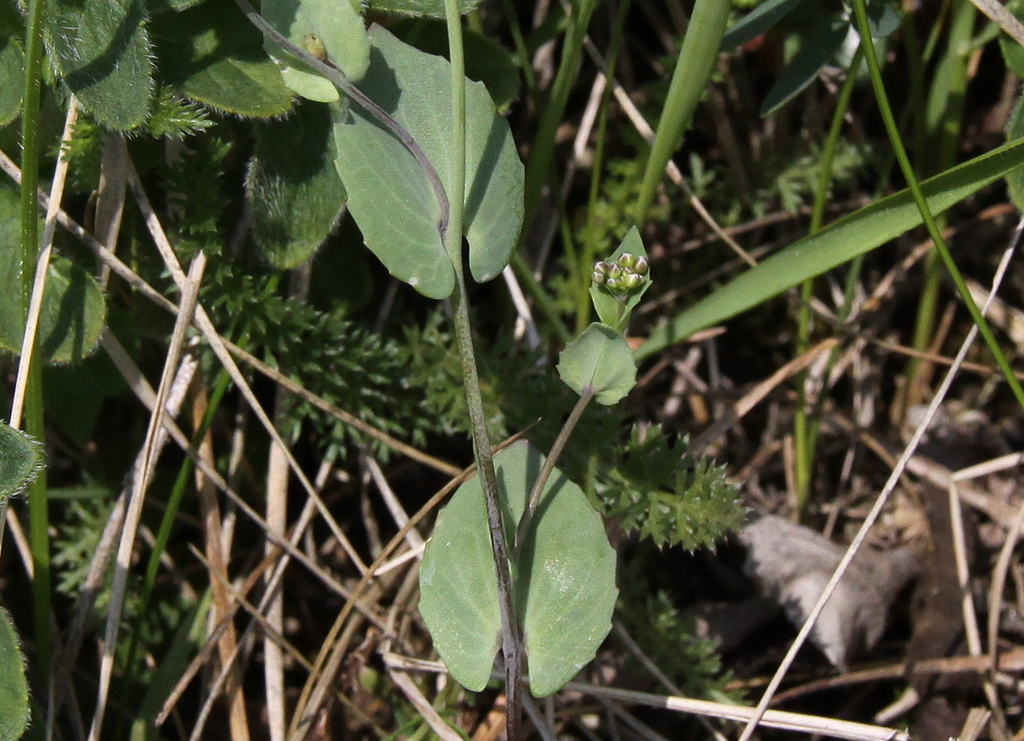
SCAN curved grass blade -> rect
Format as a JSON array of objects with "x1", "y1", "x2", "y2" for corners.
[{"x1": 637, "y1": 137, "x2": 1024, "y2": 360}]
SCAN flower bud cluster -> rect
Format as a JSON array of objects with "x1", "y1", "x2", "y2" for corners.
[{"x1": 592, "y1": 252, "x2": 650, "y2": 297}]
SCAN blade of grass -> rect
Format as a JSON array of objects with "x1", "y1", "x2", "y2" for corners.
[
  {"x1": 633, "y1": 0, "x2": 730, "y2": 224},
  {"x1": 15, "y1": 0, "x2": 52, "y2": 690},
  {"x1": 87, "y1": 253, "x2": 207, "y2": 741},
  {"x1": 635, "y1": 135, "x2": 1024, "y2": 361},
  {"x1": 521, "y1": 0, "x2": 600, "y2": 237},
  {"x1": 902, "y1": 0, "x2": 975, "y2": 417},
  {"x1": 792, "y1": 45, "x2": 863, "y2": 515},
  {"x1": 847, "y1": 0, "x2": 1024, "y2": 411}
]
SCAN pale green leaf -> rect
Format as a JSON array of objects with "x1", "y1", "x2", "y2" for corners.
[
  {"x1": 0, "y1": 603, "x2": 28, "y2": 741},
  {"x1": 44, "y1": 0, "x2": 154, "y2": 130},
  {"x1": 419, "y1": 441, "x2": 617, "y2": 697},
  {"x1": 331, "y1": 25, "x2": 524, "y2": 299},
  {"x1": 389, "y1": 20, "x2": 521, "y2": 110},
  {"x1": 867, "y1": 3, "x2": 901, "y2": 38},
  {"x1": 558, "y1": 323, "x2": 637, "y2": 405},
  {"x1": 637, "y1": 137, "x2": 1024, "y2": 360},
  {"x1": 263, "y1": 0, "x2": 370, "y2": 101},
  {"x1": 418, "y1": 473, "x2": 501, "y2": 691},
  {"x1": 247, "y1": 100, "x2": 347, "y2": 268}
]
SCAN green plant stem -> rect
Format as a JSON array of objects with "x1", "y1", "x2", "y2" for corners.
[
  {"x1": 902, "y1": 0, "x2": 974, "y2": 414},
  {"x1": 579, "y1": 0, "x2": 631, "y2": 328},
  {"x1": 116, "y1": 368, "x2": 232, "y2": 741},
  {"x1": 498, "y1": 0, "x2": 537, "y2": 96},
  {"x1": 510, "y1": 251, "x2": 573, "y2": 344},
  {"x1": 521, "y1": 0, "x2": 600, "y2": 236},
  {"x1": 792, "y1": 45, "x2": 863, "y2": 516},
  {"x1": 848, "y1": 0, "x2": 1024, "y2": 402},
  {"x1": 633, "y1": 0, "x2": 730, "y2": 224},
  {"x1": 451, "y1": 281, "x2": 524, "y2": 738},
  {"x1": 514, "y1": 387, "x2": 595, "y2": 554},
  {"x1": 234, "y1": 0, "x2": 451, "y2": 233},
  {"x1": 19, "y1": 0, "x2": 52, "y2": 682},
  {"x1": 444, "y1": 3, "x2": 522, "y2": 738}
]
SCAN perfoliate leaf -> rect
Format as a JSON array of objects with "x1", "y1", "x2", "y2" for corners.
[
  {"x1": 262, "y1": 0, "x2": 370, "y2": 101},
  {"x1": 247, "y1": 99, "x2": 348, "y2": 268},
  {"x1": 420, "y1": 441, "x2": 617, "y2": 697},
  {"x1": 43, "y1": 0, "x2": 155, "y2": 130},
  {"x1": 558, "y1": 323, "x2": 636, "y2": 405},
  {"x1": 389, "y1": 20, "x2": 521, "y2": 110},
  {"x1": 590, "y1": 225, "x2": 650, "y2": 329},
  {"x1": 331, "y1": 24, "x2": 524, "y2": 299}
]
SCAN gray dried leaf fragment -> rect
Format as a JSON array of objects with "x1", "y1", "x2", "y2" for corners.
[{"x1": 739, "y1": 512, "x2": 919, "y2": 670}]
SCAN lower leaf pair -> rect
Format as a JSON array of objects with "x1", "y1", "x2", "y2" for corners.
[{"x1": 419, "y1": 440, "x2": 617, "y2": 697}]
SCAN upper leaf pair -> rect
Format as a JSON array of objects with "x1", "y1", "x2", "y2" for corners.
[{"x1": 261, "y1": 0, "x2": 524, "y2": 298}]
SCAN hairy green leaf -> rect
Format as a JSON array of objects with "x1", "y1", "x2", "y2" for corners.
[
  {"x1": 0, "y1": 423, "x2": 42, "y2": 503},
  {"x1": 247, "y1": 100, "x2": 347, "y2": 268},
  {"x1": 332, "y1": 25, "x2": 524, "y2": 299},
  {"x1": 0, "y1": 602, "x2": 29, "y2": 741},
  {"x1": 145, "y1": 88, "x2": 214, "y2": 139},
  {"x1": 0, "y1": 191, "x2": 107, "y2": 363},
  {"x1": 597, "y1": 427, "x2": 745, "y2": 550},
  {"x1": 420, "y1": 441, "x2": 617, "y2": 697},
  {"x1": 0, "y1": 35, "x2": 23, "y2": 127},
  {"x1": 153, "y1": 0, "x2": 294, "y2": 117},
  {"x1": 44, "y1": 0, "x2": 155, "y2": 130}
]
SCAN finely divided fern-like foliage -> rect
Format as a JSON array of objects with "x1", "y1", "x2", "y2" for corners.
[
  {"x1": 145, "y1": 88, "x2": 214, "y2": 140},
  {"x1": 617, "y1": 558, "x2": 737, "y2": 701},
  {"x1": 202, "y1": 265, "x2": 442, "y2": 461},
  {"x1": 594, "y1": 427, "x2": 745, "y2": 550}
]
